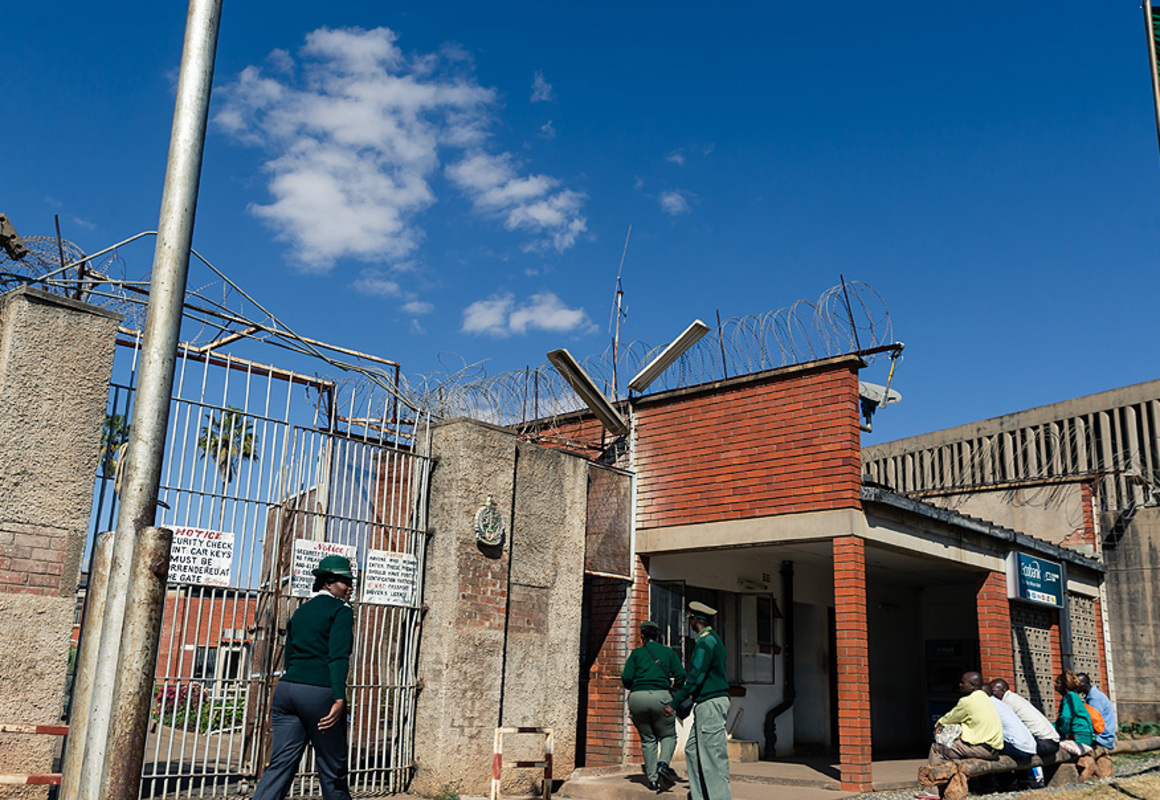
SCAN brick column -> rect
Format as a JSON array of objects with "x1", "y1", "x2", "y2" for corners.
[
  {"x1": 834, "y1": 536, "x2": 872, "y2": 792},
  {"x1": 976, "y1": 571, "x2": 1015, "y2": 681}
]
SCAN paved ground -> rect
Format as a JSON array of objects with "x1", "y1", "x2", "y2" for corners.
[{"x1": 557, "y1": 756, "x2": 928, "y2": 800}]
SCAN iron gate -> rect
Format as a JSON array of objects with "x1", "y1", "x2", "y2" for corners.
[{"x1": 85, "y1": 337, "x2": 430, "y2": 798}]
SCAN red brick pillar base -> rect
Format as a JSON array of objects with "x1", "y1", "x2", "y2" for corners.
[
  {"x1": 834, "y1": 536, "x2": 872, "y2": 792},
  {"x1": 977, "y1": 571, "x2": 1015, "y2": 681}
]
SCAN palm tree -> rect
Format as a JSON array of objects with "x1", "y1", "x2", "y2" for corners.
[
  {"x1": 197, "y1": 407, "x2": 259, "y2": 486},
  {"x1": 100, "y1": 413, "x2": 130, "y2": 477}
]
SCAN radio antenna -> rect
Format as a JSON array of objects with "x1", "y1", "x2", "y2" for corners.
[{"x1": 610, "y1": 225, "x2": 631, "y2": 399}]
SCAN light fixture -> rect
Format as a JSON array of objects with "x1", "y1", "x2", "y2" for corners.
[
  {"x1": 627, "y1": 319, "x2": 711, "y2": 393},
  {"x1": 547, "y1": 348, "x2": 628, "y2": 436}
]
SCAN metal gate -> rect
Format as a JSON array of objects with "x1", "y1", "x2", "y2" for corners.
[{"x1": 85, "y1": 337, "x2": 430, "y2": 798}]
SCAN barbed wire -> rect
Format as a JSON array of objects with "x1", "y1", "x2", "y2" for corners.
[{"x1": 1, "y1": 234, "x2": 897, "y2": 444}]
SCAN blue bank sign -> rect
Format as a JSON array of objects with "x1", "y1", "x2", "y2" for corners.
[{"x1": 1007, "y1": 553, "x2": 1063, "y2": 608}]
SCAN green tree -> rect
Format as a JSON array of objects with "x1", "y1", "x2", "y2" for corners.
[
  {"x1": 100, "y1": 413, "x2": 130, "y2": 477},
  {"x1": 196, "y1": 407, "x2": 259, "y2": 486}
]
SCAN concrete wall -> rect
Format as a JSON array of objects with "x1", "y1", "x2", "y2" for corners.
[
  {"x1": 0, "y1": 287, "x2": 120, "y2": 795},
  {"x1": 1102, "y1": 506, "x2": 1160, "y2": 721},
  {"x1": 412, "y1": 419, "x2": 588, "y2": 796}
]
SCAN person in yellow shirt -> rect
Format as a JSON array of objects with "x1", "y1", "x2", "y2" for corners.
[{"x1": 928, "y1": 672, "x2": 1004, "y2": 765}]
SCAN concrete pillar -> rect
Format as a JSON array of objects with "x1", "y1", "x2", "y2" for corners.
[
  {"x1": 976, "y1": 571, "x2": 1015, "y2": 680},
  {"x1": 412, "y1": 419, "x2": 587, "y2": 797},
  {"x1": 0, "y1": 287, "x2": 120, "y2": 793},
  {"x1": 833, "y1": 535, "x2": 872, "y2": 792}
]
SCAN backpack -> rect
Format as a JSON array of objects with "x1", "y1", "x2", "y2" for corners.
[{"x1": 1084, "y1": 702, "x2": 1106, "y2": 734}]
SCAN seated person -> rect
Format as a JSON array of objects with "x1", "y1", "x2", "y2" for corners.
[
  {"x1": 990, "y1": 678, "x2": 1061, "y2": 757},
  {"x1": 1078, "y1": 672, "x2": 1116, "y2": 750},
  {"x1": 982, "y1": 681, "x2": 1036, "y2": 759},
  {"x1": 927, "y1": 671, "x2": 1004, "y2": 765},
  {"x1": 1054, "y1": 670, "x2": 1095, "y2": 753}
]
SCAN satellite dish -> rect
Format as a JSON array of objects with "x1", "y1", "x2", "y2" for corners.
[{"x1": 859, "y1": 381, "x2": 901, "y2": 407}]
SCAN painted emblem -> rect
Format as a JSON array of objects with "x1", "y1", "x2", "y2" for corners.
[{"x1": 474, "y1": 495, "x2": 506, "y2": 547}]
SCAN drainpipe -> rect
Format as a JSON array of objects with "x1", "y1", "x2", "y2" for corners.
[{"x1": 763, "y1": 561, "x2": 795, "y2": 759}]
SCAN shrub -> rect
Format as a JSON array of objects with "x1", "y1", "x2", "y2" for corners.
[{"x1": 152, "y1": 683, "x2": 246, "y2": 733}]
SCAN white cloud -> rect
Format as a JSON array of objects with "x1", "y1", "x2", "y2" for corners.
[
  {"x1": 633, "y1": 175, "x2": 645, "y2": 191},
  {"x1": 215, "y1": 26, "x2": 585, "y2": 272},
  {"x1": 352, "y1": 268, "x2": 401, "y2": 296},
  {"x1": 531, "y1": 71, "x2": 554, "y2": 103},
  {"x1": 71, "y1": 217, "x2": 97, "y2": 230},
  {"x1": 461, "y1": 291, "x2": 594, "y2": 337},
  {"x1": 403, "y1": 300, "x2": 434, "y2": 315},
  {"x1": 666, "y1": 149, "x2": 686, "y2": 166},
  {"x1": 446, "y1": 153, "x2": 587, "y2": 252},
  {"x1": 540, "y1": 120, "x2": 556, "y2": 139},
  {"x1": 659, "y1": 190, "x2": 692, "y2": 216}
]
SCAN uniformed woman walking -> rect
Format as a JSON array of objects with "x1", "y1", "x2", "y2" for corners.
[
  {"x1": 253, "y1": 554, "x2": 355, "y2": 800},
  {"x1": 622, "y1": 620, "x2": 686, "y2": 791}
]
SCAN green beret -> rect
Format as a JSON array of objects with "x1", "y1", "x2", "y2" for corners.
[{"x1": 640, "y1": 620, "x2": 660, "y2": 632}]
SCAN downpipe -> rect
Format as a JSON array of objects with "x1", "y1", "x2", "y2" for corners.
[{"x1": 763, "y1": 561, "x2": 795, "y2": 759}]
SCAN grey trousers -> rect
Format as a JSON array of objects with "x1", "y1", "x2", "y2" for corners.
[
  {"x1": 628, "y1": 689, "x2": 676, "y2": 783},
  {"x1": 686, "y1": 696, "x2": 732, "y2": 800},
  {"x1": 927, "y1": 737, "x2": 998, "y2": 765},
  {"x1": 253, "y1": 681, "x2": 351, "y2": 800}
]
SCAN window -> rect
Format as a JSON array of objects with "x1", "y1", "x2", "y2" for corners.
[
  {"x1": 193, "y1": 646, "x2": 218, "y2": 680},
  {"x1": 738, "y1": 595, "x2": 778, "y2": 683}
]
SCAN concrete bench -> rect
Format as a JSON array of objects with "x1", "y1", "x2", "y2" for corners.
[{"x1": 916, "y1": 736, "x2": 1160, "y2": 800}]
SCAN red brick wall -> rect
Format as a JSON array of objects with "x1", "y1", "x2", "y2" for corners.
[
  {"x1": 833, "y1": 536, "x2": 872, "y2": 792},
  {"x1": 154, "y1": 591, "x2": 259, "y2": 680},
  {"x1": 582, "y1": 576, "x2": 630, "y2": 765},
  {"x1": 1049, "y1": 608, "x2": 1063, "y2": 717},
  {"x1": 977, "y1": 571, "x2": 1015, "y2": 681},
  {"x1": 635, "y1": 362, "x2": 862, "y2": 531},
  {"x1": 458, "y1": 538, "x2": 509, "y2": 630},
  {"x1": 0, "y1": 524, "x2": 69, "y2": 595}
]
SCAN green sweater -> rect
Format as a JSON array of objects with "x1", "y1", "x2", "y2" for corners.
[
  {"x1": 670, "y1": 627, "x2": 729, "y2": 706},
  {"x1": 1056, "y1": 691, "x2": 1094, "y2": 746},
  {"x1": 282, "y1": 593, "x2": 354, "y2": 700},
  {"x1": 622, "y1": 642, "x2": 687, "y2": 692}
]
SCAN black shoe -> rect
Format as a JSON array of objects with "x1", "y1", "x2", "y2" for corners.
[
  {"x1": 646, "y1": 781, "x2": 659, "y2": 791},
  {"x1": 658, "y1": 764, "x2": 679, "y2": 787}
]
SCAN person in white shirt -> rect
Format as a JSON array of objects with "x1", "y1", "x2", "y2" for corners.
[
  {"x1": 982, "y1": 682, "x2": 1036, "y2": 758},
  {"x1": 990, "y1": 679, "x2": 1061, "y2": 757}
]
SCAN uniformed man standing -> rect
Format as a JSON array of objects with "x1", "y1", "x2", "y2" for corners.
[{"x1": 663, "y1": 602, "x2": 731, "y2": 800}]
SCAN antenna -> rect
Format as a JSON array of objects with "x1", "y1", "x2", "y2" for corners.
[
  {"x1": 610, "y1": 226, "x2": 631, "y2": 399},
  {"x1": 628, "y1": 319, "x2": 711, "y2": 393},
  {"x1": 547, "y1": 348, "x2": 628, "y2": 436}
]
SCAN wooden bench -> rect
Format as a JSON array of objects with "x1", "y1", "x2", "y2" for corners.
[{"x1": 917, "y1": 736, "x2": 1160, "y2": 800}]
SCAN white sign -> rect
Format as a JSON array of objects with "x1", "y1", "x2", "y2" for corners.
[
  {"x1": 169, "y1": 527, "x2": 234, "y2": 587},
  {"x1": 291, "y1": 539, "x2": 358, "y2": 598},
  {"x1": 361, "y1": 550, "x2": 419, "y2": 607}
]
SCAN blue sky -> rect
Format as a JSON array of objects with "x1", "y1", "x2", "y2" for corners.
[{"x1": 3, "y1": 2, "x2": 1159, "y2": 442}]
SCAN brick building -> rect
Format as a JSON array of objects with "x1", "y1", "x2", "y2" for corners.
[{"x1": 550, "y1": 353, "x2": 1106, "y2": 792}]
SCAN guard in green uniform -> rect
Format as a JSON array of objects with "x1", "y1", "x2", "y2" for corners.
[
  {"x1": 664, "y1": 602, "x2": 731, "y2": 800},
  {"x1": 623, "y1": 620, "x2": 686, "y2": 791}
]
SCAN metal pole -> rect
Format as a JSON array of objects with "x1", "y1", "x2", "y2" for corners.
[
  {"x1": 100, "y1": 527, "x2": 174, "y2": 800},
  {"x1": 59, "y1": 532, "x2": 115, "y2": 800},
  {"x1": 1145, "y1": 0, "x2": 1160, "y2": 164},
  {"x1": 71, "y1": 1, "x2": 222, "y2": 798}
]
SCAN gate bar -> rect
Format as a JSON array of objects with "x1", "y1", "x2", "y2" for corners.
[{"x1": 491, "y1": 727, "x2": 553, "y2": 800}]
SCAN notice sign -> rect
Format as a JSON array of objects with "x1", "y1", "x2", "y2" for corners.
[
  {"x1": 291, "y1": 540, "x2": 358, "y2": 598},
  {"x1": 169, "y1": 527, "x2": 234, "y2": 587},
  {"x1": 1007, "y1": 552, "x2": 1063, "y2": 608},
  {"x1": 361, "y1": 550, "x2": 419, "y2": 607}
]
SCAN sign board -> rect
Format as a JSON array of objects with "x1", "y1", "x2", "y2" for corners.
[
  {"x1": 1007, "y1": 552, "x2": 1063, "y2": 608},
  {"x1": 291, "y1": 540, "x2": 358, "y2": 598},
  {"x1": 169, "y1": 527, "x2": 235, "y2": 587},
  {"x1": 361, "y1": 550, "x2": 419, "y2": 607}
]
